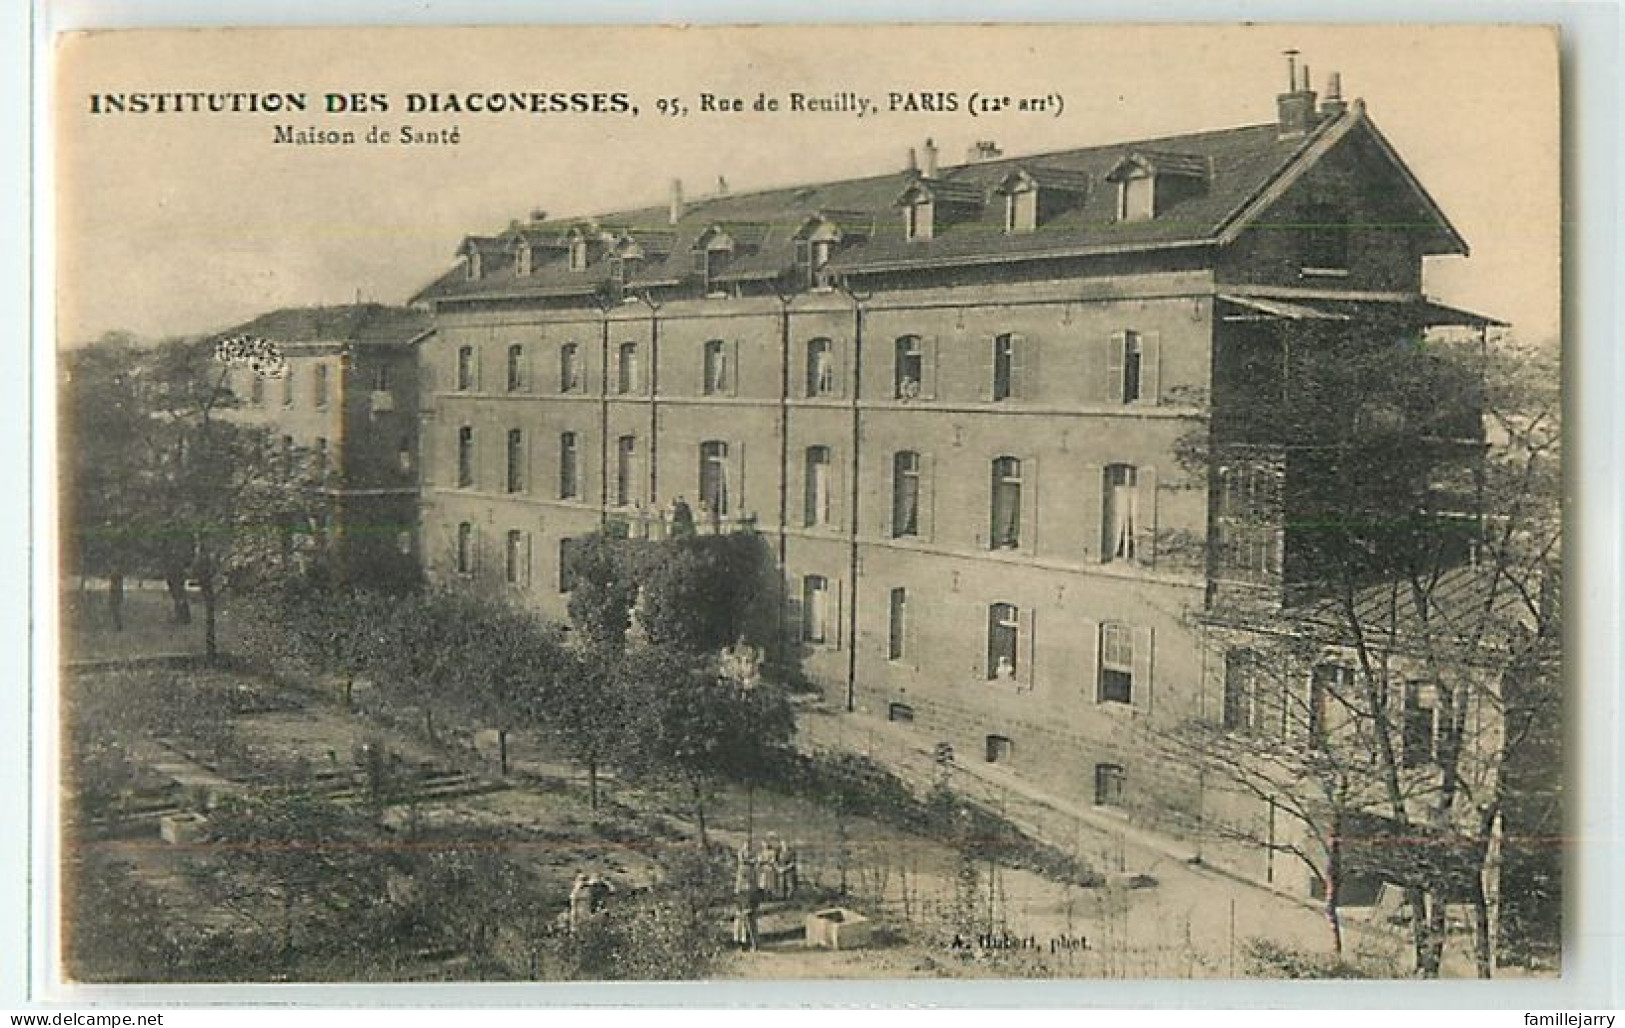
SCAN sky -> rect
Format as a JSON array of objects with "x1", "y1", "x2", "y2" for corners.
[{"x1": 53, "y1": 23, "x2": 1560, "y2": 346}]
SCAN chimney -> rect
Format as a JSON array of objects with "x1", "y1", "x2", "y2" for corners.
[
  {"x1": 716, "y1": 175, "x2": 729, "y2": 196},
  {"x1": 922, "y1": 137, "x2": 939, "y2": 178},
  {"x1": 906, "y1": 146, "x2": 918, "y2": 174},
  {"x1": 1276, "y1": 49, "x2": 1320, "y2": 138},
  {"x1": 965, "y1": 139, "x2": 1003, "y2": 163},
  {"x1": 669, "y1": 179, "x2": 684, "y2": 225},
  {"x1": 1320, "y1": 71, "x2": 1348, "y2": 117},
  {"x1": 529, "y1": 208, "x2": 547, "y2": 223}
]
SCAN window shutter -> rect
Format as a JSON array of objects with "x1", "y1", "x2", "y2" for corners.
[
  {"x1": 907, "y1": 589, "x2": 922, "y2": 671},
  {"x1": 1081, "y1": 618, "x2": 1100, "y2": 699},
  {"x1": 1020, "y1": 607, "x2": 1038, "y2": 690},
  {"x1": 730, "y1": 339, "x2": 742, "y2": 397},
  {"x1": 1080, "y1": 463, "x2": 1104, "y2": 562},
  {"x1": 919, "y1": 452, "x2": 936, "y2": 541},
  {"x1": 920, "y1": 336, "x2": 939, "y2": 400},
  {"x1": 1141, "y1": 331, "x2": 1162, "y2": 404},
  {"x1": 524, "y1": 531, "x2": 534, "y2": 588},
  {"x1": 1011, "y1": 333, "x2": 1033, "y2": 402},
  {"x1": 980, "y1": 336, "x2": 998, "y2": 401},
  {"x1": 832, "y1": 337, "x2": 846, "y2": 398},
  {"x1": 833, "y1": 445, "x2": 846, "y2": 531},
  {"x1": 1132, "y1": 626, "x2": 1155, "y2": 711},
  {"x1": 879, "y1": 457, "x2": 896, "y2": 537},
  {"x1": 1023, "y1": 454, "x2": 1040, "y2": 554},
  {"x1": 833, "y1": 578, "x2": 844, "y2": 650},
  {"x1": 1106, "y1": 331, "x2": 1127, "y2": 403},
  {"x1": 731, "y1": 441, "x2": 746, "y2": 518},
  {"x1": 1136, "y1": 465, "x2": 1158, "y2": 566}
]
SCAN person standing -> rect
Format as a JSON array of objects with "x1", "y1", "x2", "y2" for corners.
[
  {"x1": 756, "y1": 838, "x2": 779, "y2": 901},
  {"x1": 776, "y1": 837, "x2": 798, "y2": 901},
  {"x1": 567, "y1": 872, "x2": 591, "y2": 933}
]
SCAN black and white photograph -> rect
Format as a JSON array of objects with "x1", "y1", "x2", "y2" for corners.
[{"x1": 47, "y1": 23, "x2": 1564, "y2": 988}]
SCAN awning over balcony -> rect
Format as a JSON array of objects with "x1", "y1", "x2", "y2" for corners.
[{"x1": 1219, "y1": 293, "x2": 1505, "y2": 327}]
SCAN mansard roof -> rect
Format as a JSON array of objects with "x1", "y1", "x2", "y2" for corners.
[
  {"x1": 414, "y1": 101, "x2": 1467, "y2": 303},
  {"x1": 216, "y1": 303, "x2": 431, "y2": 349}
]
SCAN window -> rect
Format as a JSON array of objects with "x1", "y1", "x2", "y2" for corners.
[
  {"x1": 506, "y1": 344, "x2": 525, "y2": 392},
  {"x1": 457, "y1": 345, "x2": 475, "y2": 391},
  {"x1": 569, "y1": 239, "x2": 588, "y2": 272},
  {"x1": 397, "y1": 437, "x2": 413, "y2": 474},
  {"x1": 807, "y1": 338, "x2": 836, "y2": 397},
  {"x1": 991, "y1": 333, "x2": 1018, "y2": 401},
  {"x1": 1222, "y1": 647, "x2": 1282, "y2": 737},
  {"x1": 1005, "y1": 188, "x2": 1037, "y2": 234},
  {"x1": 514, "y1": 243, "x2": 531, "y2": 278},
  {"x1": 989, "y1": 457, "x2": 1022, "y2": 550},
  {"x1": 1302, "y1": 202, "x2": 1350, "y2": 272},
  {"x1": 1098, "y1": 623, "x2": 1135, "y2": 704},
  {"x1": 1215, "y1": 463, "x2": 1282, "y2": 580},
  {"x1": 703, "y1": 339, "x2": 728, "y2": 395},
  {"x1": 987, "y1": 603, "x2": 1019, "y2": 681},
  {"x1": 505, "y1": 529, "x2": 526, "y2": 587},
  {"x1": 457, "y1": 426, "x2": 474, "y2": 488},
  {"x1": 615, "y1": 435, "x2": 637, "y2": 506},
  {"x1": 696, "y1": 239, "x2": 732, "y2": 295},
  {"x1": 559, "y1": 343, "x2": 581, "y2": 393},
  {"x1": 1310, "y1": 664, "x2": 1352, "y2": 749},
  {"x1": 1117, "y1": 173, "x2": 1153, "y2": 222},
  {"x1": 888, "y1": 587, "x2": 907, "y2": 662},
  {"x1": 894, "y1": 336, "x2": 923, "y2": 399},
  {"x1": 805, "y1": 238, "x2": 834, "y2": 289},
  {"x1": 456, "y1": 522, "x2": 474, "y2": 575},
  {"x1": 314, "y1": 437, "x2": 330, "y2": 479},
  {"x1": 282, "y1": 367, "x2": 295, "y2": 407},
  {"x1": 559, "y1": 537, "x2": 581, "y2": 593},
  {"x1": 892, "y1": 451, "x2": 921, "y2": 538},
  {"x1": 904, "y1": 200, "x2": 934, "y2": 241},
  {"x1": 888, "y1": 702, "x2": 915, "y2": 723},
  {"x1": 617, "y1": 342, "x2": 639, "y2": 394},
  {"x1": 372, "y1": 363, "x2": 391, "y2": 392},
  {"x1": 985, "y1": 735, "x2": 1013, "y2": 764},
  {"x1": 1104, "y1": 464, "x2": 1138, "y2": 562},
  {"x1": 804, "y1": 445, "x2": 833, "y2": 527},
  {"x1": 280, "y1": 435, "x2": 294, "y2": 479},
  {"x1": 506, "y1": 428, "x2": 524, "y2": 493},
  {"x1": 313, "y1": 364, "x2": 330, "y2": 409},
  {"x1": 466, "y1": 250, "x2": 482, "y2": 280},
  {"x1": 1104, "y1": 330, "x2": 1144, "y2": 404},
  {"x1": 1402, "y1": 683, "x2": 1438, "y2": 768},
  {"x1": 699, "y1": 440, "x2": 729, "y2": 517},
  {"x1": 1094, "y1": 763, "x2": 1125, "y2": 806},
  {"x1": 559, "y1": 432, "x2": 579, "y2": 499},
  {"x1": 802, "y1": 575, "x2": 829, "y2": 643}
]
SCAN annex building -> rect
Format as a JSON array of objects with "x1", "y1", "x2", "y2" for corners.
[
  {"x1": 217, "y1": 302, "x2": 430, "y2": 587},
  {"x1": 411, "y1": 68, "x2": 1501, "y2": 896}
]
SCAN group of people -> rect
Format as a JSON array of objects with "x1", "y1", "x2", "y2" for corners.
[
  {"x1": 565, "y1": 871, "x2": 616, "y2": 933},
  {"x1": 731, "y1": 835, "x2": 798, "y2": 951}
]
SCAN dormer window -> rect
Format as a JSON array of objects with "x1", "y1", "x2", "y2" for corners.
[
  {"x1": 465, "y1": 249, "x2": 483, "y2": 281},
  {"x1": 1117, "y1": 171, "x2": 1154, "y2": 223},
  {"x1": 694, "y1": 236, "x2": 733, "y2": 296},
  {"x1": 904, "y1": 198, "x2": 934, "y2": 241},
  {"x1": 1005, "y1": 188, "x2": 1037, "y2": 234},
  {"x1": 514, "y1": 242, "x2": 532, "y2": 277},
  {"x1": 795, "y1": 216, "x2": 846, "y2": 290},
  {"x1": 569, "y1": 238, "x2": 588, "y2": 272}
]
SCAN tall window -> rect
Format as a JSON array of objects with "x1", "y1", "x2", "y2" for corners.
[
  {"x1": 559, "y1": 432, "x2": 579, "y2": 499},
  {"x1": 892, "y1": 451, "x2": 921, "y2": 537},
  {"x1": 615, "y1": 435, "x2": 637, "y2": 507},
  {"x1": 1005, "y1": 188, "x2": 1037, "y2": 234},
  {"x1": 1117, "y1": 173, "x2": 1153, "y2": 222},
  {"x1": 992, "y1": 333, "x2": 1015, "y2": 401},
  {"x1": 397, "y1": 437, "x2": 413, "y2": 474},
  {"x1": 505, "y1": 529, "x2": 525, "y2": 586},
  {"x1": 456, "y1": 345, "x2": 475, "y2": 391},
  {"x1": 1310, "y1": 664, "x2": 1351, "y2": 749},
  {"x1": 1104, "y1": 464, "x2": 1139, "y2": 561},
  {"x1": 372, "y1": 364, "x2": 390, "y2": 392},
  {"x1": 989, "y1": 457, "x2": 1022, "y2": 550},
  {"x1": 1120, "y1": 331, "x2": 1143, "y2": 403},
  {"x1": 807, "y1": 338, "x2": 835, "y2": 397},
  {"x1": 456, "y1": 426, "x2": 474, "y2": 488},
  {"x1": 314, "y1": 437, "x2": 330, "y2": 479},
  {"x1": 987, "y1": 602, "x2": 1019, "y2": 680},
  {"x1": 559, "y1": 343, "x2": 581, "y2": 393},
  {"x1": 888, "y1": 587, "x2": 907, "y2": 662},
  {"x1": 282, "y1": 367, "x2": 296, "y2": 407},
  {"x1": 506, "y1": 344, "x2": 525, "y2": 392},
  {"x1": 456, "y1": 522, "x2": 474, "y2": 575},
  {"x1": 280, "y1": 435, "x2": 294, "y2": 480},
  {"x1": 1216, "y1": 463, "x2": 1281, "y2": 580},
  {"x1": 894, "y1": 336, "x2": 923, "y2": 399},
  {"x1": 703, "y1": 339, "x2": 728, "y2": 395},
  {"x1": 1402, "y1": 684, "x2": 1438, "y2": 768},
  {"x1": 1094, "y1": 763, "x2": 1125, "y2": 806},
  {"x1": 569, "y1": 239, "x2": 587, "y2": 272},
  {"x1": 804, "y1": 445, "x2": 832, "y2": 527},
  {"x1": 1222, "y1": 647, "x2": 1281, "y2": 737},
  {"x1": 699, "y1": 440, "x2": 729, "y2": 517},
  {"x1": 506, "y1": 428, "x2": 524, "y2": 493},
  {"x1": 617, "y1": 342, "x2": 639, "y2": 394},
  {"x1": 559, "y1": 537, "x2": 581, "y2": 593},
  {"x1": 313, "y1": 364, "x2": 330, "y2": 409},
  {"x1": 1098, "y1": 623, "x2": 1135, "y2": 704},
  {"x1": 802, "y1": 575, "x2": 829, "y2": 643},
  {"x1": 904, "y1": 200, "x2": 933, "y2": 241}
]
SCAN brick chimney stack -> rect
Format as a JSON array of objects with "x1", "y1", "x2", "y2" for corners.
[
  {"x1": 669, "y1": 179, "x2": 684, "y2": 225},
  {"x1": 1276, "y1": 49, "x2": 1320, "y2": 138},
  {"x1": 965, "y1": 140, "x2": 1003, "y2": 163},
  {"x1": 1320, "y1": 71, "x2": 1348, "y2": 117},
  {"x1": 922, "y1": 138, "x2": 939, "y2": 178}
]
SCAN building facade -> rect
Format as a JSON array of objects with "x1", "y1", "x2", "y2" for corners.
[
  {"x1": 218, "y1": 303, "x2": 429, "y2": 586},
  {"x1": 412, "y1": 72, "x2": 1497, "y2": 893}
]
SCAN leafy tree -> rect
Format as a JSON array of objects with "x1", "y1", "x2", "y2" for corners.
[{"x1": 564, "y1": 533, "x2": 639, "y2": 654}]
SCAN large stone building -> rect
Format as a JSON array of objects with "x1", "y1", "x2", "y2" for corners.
[
  {"x1": 411, "y1": 70, "x2": 1500, "y2": 893},
  {"x1": 218, "y1": 303, "x2": 430, "y2": 586}
]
